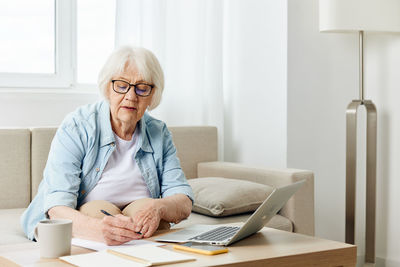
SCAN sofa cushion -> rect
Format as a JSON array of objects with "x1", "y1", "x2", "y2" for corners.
[
  {"x1": 170, "y1": 127, "x2": 218, "y2": 179},
  {"x1": 0, "y1": 129, "x2": 31, "y2": 209},
  {"x1": 31, "y1": 128, "x2": 58, "y2": 199},
  {"x1": 0, "y1": 208, "x2": 32, "y2": 245},
  {"x1": 188, "y1": 177, "x2": 274, "y2": 217},
  {"x1": 172, "y1": 212, "x2": 293, "y2": 232}
]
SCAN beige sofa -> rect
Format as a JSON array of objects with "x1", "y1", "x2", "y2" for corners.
[{"x1": 0, "y1": 126, "x2": 314, "y2": 246}]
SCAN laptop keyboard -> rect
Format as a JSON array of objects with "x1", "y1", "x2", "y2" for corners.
[{"x1": 189, "y1": 226, "x2": 240, "y2": 242}]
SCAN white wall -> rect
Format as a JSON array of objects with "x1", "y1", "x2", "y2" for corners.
[
  {"x1": 0, "y1": 90, "x2": 100, "y2": 127},
  {"x1": 287, "y1": 0, "x2": 400, "y2": 265},
  {"x1": 367, "y1": 34, "x2": 400, "y2": 267},
  {"x1": 223, "y1": 0, "x2": 287, "y2": 168}
]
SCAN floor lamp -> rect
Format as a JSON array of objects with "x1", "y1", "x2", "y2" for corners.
[{"x1": 319, "y1": 0, "x2": 400, "y2": 264}]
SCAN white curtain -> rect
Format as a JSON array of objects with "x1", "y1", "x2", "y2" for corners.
[{"x1": 115, "y1": 0, "x2": 224, "y2": 159}]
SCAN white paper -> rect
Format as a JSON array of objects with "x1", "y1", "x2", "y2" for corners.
[
  {"x1": 0, "y1": 247, "x2": 40, "y2": 267},
  {"x1": 60, "y1": 251, "x2": 147, "y2": 267},
  {"x1": 71, "y1": 238, "x2": 163, "y2": 251},
  {"x1": 110, "y1": 244, "x2": 196, "y2": 265}
]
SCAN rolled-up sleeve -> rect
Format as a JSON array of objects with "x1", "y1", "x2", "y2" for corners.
[
  {"x1": 42, "y1": 123, "x2": 85, "y2": 214},
  {"x1": 159, "y1": 126, "x2": 194, "y2": 203}
]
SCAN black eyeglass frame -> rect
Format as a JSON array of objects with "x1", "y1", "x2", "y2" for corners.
[{"x1": 111, "y1": 79, "x2": 154, "y2": 97}]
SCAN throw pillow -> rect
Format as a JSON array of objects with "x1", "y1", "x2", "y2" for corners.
[{"x1": 188, "y1": 177, "x2": 274, "y2": 217}]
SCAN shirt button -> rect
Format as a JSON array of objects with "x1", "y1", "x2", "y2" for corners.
[
  {"x1": 111, "y1": 143, "x2": 115, "y2": 147},
  {"x1": 95, "y1": 168, "x2": 100, "y2": 172},
  {"x1": 81, "y1": 190, "x2": 86, "y2": 194}
]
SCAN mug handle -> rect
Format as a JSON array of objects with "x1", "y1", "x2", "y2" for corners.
[{"x1": 34, "y1": 225, "x2": 39, "y2": 241}]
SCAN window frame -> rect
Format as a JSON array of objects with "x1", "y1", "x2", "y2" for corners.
[{"x1": 0, "y1": 0, "x2": 76, "y2": 89}]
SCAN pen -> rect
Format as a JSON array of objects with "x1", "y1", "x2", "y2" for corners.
[
  {"x1": 100, "y1": 209, "x2": 142, "y2": 235},
  {"x1": 100, "y1": 209, "x2": 114, "y2": 217}
]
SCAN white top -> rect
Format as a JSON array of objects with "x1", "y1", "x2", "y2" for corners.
[{"x1": 81, "y1": 129, "x2": 151, "y2": 209}]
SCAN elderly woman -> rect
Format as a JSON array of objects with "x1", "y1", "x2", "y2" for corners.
[{"x1": 21, "y1": 46, "x2": 194, "y2": 245}]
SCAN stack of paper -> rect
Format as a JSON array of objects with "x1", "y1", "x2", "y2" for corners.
[
  {"x1": 60, "y1": 244, "x2": 196, "y2": 266},
  {"x1": 60, "y1": 251, "x2": 144, "y2": 267},
  {"x1": 72, "y1": 238, "x2": 162, "y2": 251}
]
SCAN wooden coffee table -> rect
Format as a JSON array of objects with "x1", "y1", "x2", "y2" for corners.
[{"x1": 0, "y1": 227, "x2": 356, "y2": 267}]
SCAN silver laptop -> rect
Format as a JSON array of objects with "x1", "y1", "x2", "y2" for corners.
[{"x1": 156, "y1": 180, "x2": 305, "y2": 246}]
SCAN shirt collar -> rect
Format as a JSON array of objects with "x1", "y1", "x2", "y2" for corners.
[
  {"x1": 138, "y1": 113, "x2": 154, "y2": 153},
  {"x1": 98, "y1": 100, "x2": 115, "y2": 147}
]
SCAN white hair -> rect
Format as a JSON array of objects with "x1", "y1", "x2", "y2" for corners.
[{"x1": 97, "y1": 46, "x2": 165, "y2": 110}]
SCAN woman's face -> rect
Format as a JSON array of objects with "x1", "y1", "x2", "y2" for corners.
[{"x1": 107, "y1": 63, "x2": 154, "y2": 130}]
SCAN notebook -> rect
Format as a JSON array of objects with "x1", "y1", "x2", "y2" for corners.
[
  {"x1": 156, "y1": 180, "x2": 305, "y2": 246},
  {"x1": 60, "y1": 245, "x2": 195, "y2": 267},
  {"x1": 107, "y1": 245, "x2": 196, "y2": 266},
  {"x1": 60, "y1": 251, "x2": 145, "y2": 267}
]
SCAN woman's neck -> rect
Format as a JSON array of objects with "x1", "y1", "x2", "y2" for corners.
[{"x1": 111, "y1": 119, "x2": 137, "y2": 141}]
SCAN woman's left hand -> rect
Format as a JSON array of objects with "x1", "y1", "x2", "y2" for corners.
[{"x1": 130, "y1": 199, "x2": 163, "y2": 238}]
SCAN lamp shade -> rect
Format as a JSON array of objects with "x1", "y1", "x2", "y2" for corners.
[{"x1": 319, "y1": 0, "x2": 400, "y2": 33}]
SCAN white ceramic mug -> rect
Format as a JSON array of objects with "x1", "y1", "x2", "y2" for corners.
[{"x1": 34, "y1": 219, "x2": 72, "y2": 258}]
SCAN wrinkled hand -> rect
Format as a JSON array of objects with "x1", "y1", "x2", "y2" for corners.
[
  {"x1": 101, "y1": 214, "x2": 143, "y2": 245},
  {"x1": 131, "y1": 200, "x2": 163, "y2": 238}
]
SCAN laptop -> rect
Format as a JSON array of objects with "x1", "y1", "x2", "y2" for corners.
[{"x1": 156, "y1": 180, "x2": 305, "y2": 246}]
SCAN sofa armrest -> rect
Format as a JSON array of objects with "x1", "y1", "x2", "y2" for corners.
[{"x1": 197, "y1": 161, "x2": 315, "y2": 236}]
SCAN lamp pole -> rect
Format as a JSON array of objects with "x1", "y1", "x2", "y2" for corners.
[
  {"x1": 359, "y1": 31, "x2": 364, "y2": 102},
  {"x1": 345, "y1": 30, "x2": 377, "y2": 263}
]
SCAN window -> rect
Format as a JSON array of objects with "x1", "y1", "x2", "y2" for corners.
[
  {"x1": 0, "y1": 0, "x2": 55, "y2": 74},
  {"x1": 77, "y1": 0, "x2": 115, "y2": 85},
  {"x1": 0, "y1": 0, "x2": 115, "y2": 89}
]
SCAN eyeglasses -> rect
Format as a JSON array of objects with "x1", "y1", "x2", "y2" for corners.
[{"x1": 111, "y1": 80, "x2": 154, "y2": 97}]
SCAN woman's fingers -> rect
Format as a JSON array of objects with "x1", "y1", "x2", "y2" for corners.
[
  {"x1": 109, "y1": 214, "x2": 136, "y2": 229},
  {"x1": 131, "y1": 210, "x2": 161, "y2": 238},
  {"x1": 103, "y1": 231, "x2": 133, "y2": 244},
  {"x1": 140, "y1": 222, "x2": 150, "y2": 236},
  {"x1": 103, "y1": 234, "x2": 134, "y2": 246},
  {"x1": 101, "y1": 215, "x2": 142, "y2": 245},
  {"x1": 143, "y1": 218, "x2": 159, "y2": 238},
  {"x1": 132, "y1": 217, "x2": 144, "y2": 233}
]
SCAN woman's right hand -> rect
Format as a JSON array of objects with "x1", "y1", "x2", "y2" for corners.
[{"x1": 100, "y1": 214, "x2": 143, "y2": 245}]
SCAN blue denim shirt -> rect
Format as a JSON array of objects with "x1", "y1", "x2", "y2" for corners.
[{"x1": 21, "y1": 100, "x2": 194, "y2": 240}]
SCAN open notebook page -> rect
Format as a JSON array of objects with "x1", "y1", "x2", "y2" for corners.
[
  {"x1": 60, "y1": 251, "x2": 147, "y2": 267},
  {"x1": 108, "y1": 244, "x2": 196, "y2": 265}
]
